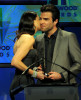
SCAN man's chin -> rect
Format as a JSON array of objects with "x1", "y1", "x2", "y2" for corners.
[{"x1": 40, "y1": 29, "x2": 46, "y2": 32}]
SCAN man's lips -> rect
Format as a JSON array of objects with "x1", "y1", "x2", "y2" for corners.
[{"x1": 40, "y1": 26, "x2": 45, "y2": 28}]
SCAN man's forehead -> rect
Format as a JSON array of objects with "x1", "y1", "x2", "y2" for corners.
[
  {"x1": 41, "y1": 12, "x2": 52, "y2": 15},
  {"x1": 40, "y1": 12, "x2": 52, "y2": 18}
]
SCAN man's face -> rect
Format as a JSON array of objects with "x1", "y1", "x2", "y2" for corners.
[{"x1": 40, "y1": 12, "x2": 54, "y2": 32}]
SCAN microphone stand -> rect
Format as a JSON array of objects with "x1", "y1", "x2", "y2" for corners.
[
  {"x1": 43, "y1": 58, "x2": 81, "y2": 86},
  {"x1": 22, "y1": 58, "x2": 43, "y2": 75}
]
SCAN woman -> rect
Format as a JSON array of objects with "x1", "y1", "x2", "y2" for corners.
[{"x1": 10, "y1": 11, "x2": 44, "y2": 100}]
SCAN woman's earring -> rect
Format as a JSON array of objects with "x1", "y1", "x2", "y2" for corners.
[{"x1": 33, "y1": 26, "x2": 35, "y2": 30}]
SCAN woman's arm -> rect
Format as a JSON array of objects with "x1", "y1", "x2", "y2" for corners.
[
  {"x1": 11, "y1": 35, "x2": 45, "y2": 80},
  {"x1": 11, "y1": 35, "x2": 35, "y2": 75}
]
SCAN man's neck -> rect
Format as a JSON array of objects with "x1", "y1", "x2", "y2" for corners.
[{"x1": 47, "y1": 27, "x2": 58, "y2": 38}]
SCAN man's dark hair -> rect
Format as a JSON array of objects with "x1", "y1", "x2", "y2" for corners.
[
  {"x1": 40, "y1": 4, "x2": 60, "y2": 26},
  {"x1": 15, "y1": 11, "x2": 37, "y2": 40}
]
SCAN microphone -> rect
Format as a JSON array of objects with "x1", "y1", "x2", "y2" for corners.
[{"x1": 22, "y1": 58, "x2": 43, "y2": 75}]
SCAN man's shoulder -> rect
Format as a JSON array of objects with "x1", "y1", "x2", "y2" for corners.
[{"x1": 59, "y1": 28, "x2": 74, "y2": 37}]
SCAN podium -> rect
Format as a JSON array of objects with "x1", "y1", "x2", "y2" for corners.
[{"x1": 24, "y1": 84, "x2": 79, "y2": 100}]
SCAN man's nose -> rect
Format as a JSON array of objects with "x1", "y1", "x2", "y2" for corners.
[{"x1": 40, "y1": 19, "x2": 44, "y2": 24}]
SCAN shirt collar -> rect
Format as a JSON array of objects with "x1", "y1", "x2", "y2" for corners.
[{"x1": 44, "y1": 28, "x2": 58, "y2": 39}]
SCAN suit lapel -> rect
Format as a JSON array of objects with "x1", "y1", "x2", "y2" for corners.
[
  {"x1": 52, "y1": 28, "x2": 63, "y2": 62},
  {"x1": 40, "y1": 36, "x2": 45, "y2": 56},
  {"x1": 39, "y1": 35, "x2": 45, "y2": 66}
]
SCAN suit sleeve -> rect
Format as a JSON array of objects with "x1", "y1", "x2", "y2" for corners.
[{"x1": 62, "y1": 33, "x2": 81, "y2": 82}]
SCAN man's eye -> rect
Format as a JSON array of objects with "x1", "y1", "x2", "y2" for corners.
[{"x1": 44, "y1": 18, "x2": 48, "y2": 20}]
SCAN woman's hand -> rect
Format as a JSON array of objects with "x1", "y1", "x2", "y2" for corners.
[
  {"x1": 36, "y1": 71, "x2": 44, "y2": 80},
  {"x1": 37, "y1": 64, "x2": 42, "y2": 72}
]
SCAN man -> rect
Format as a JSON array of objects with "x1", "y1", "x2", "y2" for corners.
[{"x1": 35, "y1": 4, "x2": 81, "y2": 84}]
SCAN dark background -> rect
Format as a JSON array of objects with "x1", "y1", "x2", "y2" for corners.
[{"x1": 0, "y1": 0, "x2": 81, "y2": 100}]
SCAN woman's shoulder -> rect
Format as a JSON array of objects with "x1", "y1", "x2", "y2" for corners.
[
  {"x1": 21, "y1": 34, "x2": 34, "y2": 39},
  {"x1": 14, "y1": 34, "x2": 35, "y2": 52},
  {"x1": 19, "y1": 34, "x2": 35, "y2": 43}
]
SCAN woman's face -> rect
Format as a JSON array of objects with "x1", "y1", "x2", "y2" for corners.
[{"x1": 34, "y1": 15, "x2": 41, "y2": 31}]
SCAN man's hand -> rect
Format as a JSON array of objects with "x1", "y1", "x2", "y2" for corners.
[{"x1": 48, "y1": 72, "x2": 62, "y2": 80}]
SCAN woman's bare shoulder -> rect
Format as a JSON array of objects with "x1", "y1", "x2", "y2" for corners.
[
  {"x1": 13, "y1": 34, "x2": 34, "y2": 53},
  {"x1": 20, "y1": 34, "x2": 35, "y2": 42}
]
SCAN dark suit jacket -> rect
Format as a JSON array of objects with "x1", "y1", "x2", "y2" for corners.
[{"x1": 35, "y1": 28, "x2": 81, "y2": 83}]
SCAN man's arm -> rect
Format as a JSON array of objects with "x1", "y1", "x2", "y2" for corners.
[{"x1": 62, "y1": 33, "x2": 81, "y2": 82}]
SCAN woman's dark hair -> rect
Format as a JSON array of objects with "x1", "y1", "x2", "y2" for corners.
[
  {"x1": 40, "y1": 4, "x2": 60, "y2": 26},
  {"x1": 15, "y1": 11, "x2": 37, "y2": 40}
]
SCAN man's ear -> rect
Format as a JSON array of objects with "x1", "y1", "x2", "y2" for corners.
[{"x1": 54, "y1": 19, "x2": 58, "y2": 25}]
